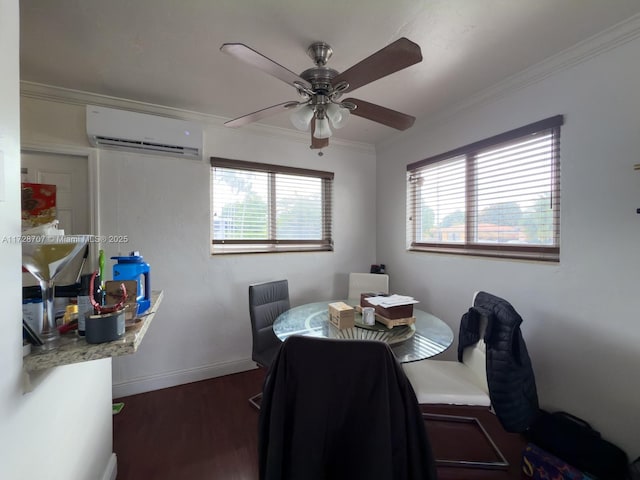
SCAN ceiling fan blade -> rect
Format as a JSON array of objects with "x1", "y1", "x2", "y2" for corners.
[
  {"x1": 332, "y1": 37, "x2": 422, "y2": 93},
  {"x1": 221, "y1": 43, "x2": 312, "y2": 90},
  {"x1": 310, "y1": 118, "x2": 329, "y2": 149},
  {"x1": 224, "y1": 101, "x2": 300, "y2": 128},
  {"x1": 344, "y1": 98, "x2": 416, "y2": 130}
]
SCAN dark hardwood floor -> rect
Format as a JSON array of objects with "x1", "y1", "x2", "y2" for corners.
[{"x1": 113, "y1": 369, "x2": 526, "y2": 479}]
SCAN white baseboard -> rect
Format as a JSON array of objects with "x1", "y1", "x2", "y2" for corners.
[
  {"x1": 112, "y1": 358, "x2": 257, "y2": 398},
  {"x1": 101, "y1": 453, "x2": 117, "y2": 480}
]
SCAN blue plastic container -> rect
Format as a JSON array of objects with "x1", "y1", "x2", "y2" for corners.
[{"x1": 111, "y1": 254, "x2": 151, "y2": 315}]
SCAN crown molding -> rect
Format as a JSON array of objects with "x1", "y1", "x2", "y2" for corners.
[
  {"x1": 380, "y1": 12, "x2": 640, "y2": 150},
  {"x1": 26, "y1": 11, "x2": 639, "y2": 157},
  {"x1": 19, "y1": 81, "x2": 374, "y2": 154},
  {"x1": 20, "y1": 81, "x2": 218, "y2": 123}
]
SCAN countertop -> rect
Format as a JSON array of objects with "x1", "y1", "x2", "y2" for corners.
[{"x1": 23, "y1": 290, "x2": 164, "y2": 373}]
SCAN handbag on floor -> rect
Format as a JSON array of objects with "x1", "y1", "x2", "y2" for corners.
[{"x1": 526, "y1": 410, "x2": 629, "y2": 479}]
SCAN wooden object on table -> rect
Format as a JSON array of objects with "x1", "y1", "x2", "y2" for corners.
[
  {"x1": 328, "y1": 302, "x2": 355, "y2": 329},
  {"x1": 360, "y1": 293, "x2": 414, "y2": 319},
  {"x1": 355, "y1": 305, "x2": 415, "y2": 329}
]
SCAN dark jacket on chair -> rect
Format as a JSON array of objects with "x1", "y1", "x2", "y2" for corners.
[
  {"x1": 258, "y1": 336, "x2": 437, "y2": 480},
  {"x1": 458, "y1": 291, "x2": 539, "y2": 433}
]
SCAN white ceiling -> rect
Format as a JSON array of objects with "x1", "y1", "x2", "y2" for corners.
[{"x1": 19, "y1": 0, "x2": 640, "y2": 146}]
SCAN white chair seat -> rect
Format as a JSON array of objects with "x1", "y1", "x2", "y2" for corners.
[{"x1": 403, "y1": 359, "x2": 491, "y2": 406}]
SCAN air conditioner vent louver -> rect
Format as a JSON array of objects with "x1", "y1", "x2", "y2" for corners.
[
  {"x1": 93, "y1": 136, "x2": 200, "y2": 157},
  {"x1": 86, "y1": 105, "x2": 203, "y2": 160}
]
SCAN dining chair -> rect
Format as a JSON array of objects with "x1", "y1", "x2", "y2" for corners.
[
  {"x1": 347, "y1": 272, "x2": 389, "y2": 301},
  {"x1": 403, "y1": 292, "x2": 490, "y2": 407},
  {"x1": 402, "y1": 291, "x2": 505, "y2": 469},
  {"x1": 248, "y1": 279, "x2": 290, "y2": 410},
  {"x1": 258, "y1": 335, "x2": 437, "y2": 480},
  {"x1": 404, "y1": 291, "x2": 539, "y2": 469}
]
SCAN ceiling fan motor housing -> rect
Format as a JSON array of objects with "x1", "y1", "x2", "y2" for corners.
[
  {"x1": 300, "y1": 67, "x2": 339, "y2": 101},
  {"x1": 301, "y1": 42, "x2": 347, "y2": 108},
  {"x1": 307, "y1": 41, "x2": 333, "y2": 66}
]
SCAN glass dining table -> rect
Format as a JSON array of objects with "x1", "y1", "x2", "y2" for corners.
[{"x1": 272, "y1": 300, "x2": 454, "y2": 363}]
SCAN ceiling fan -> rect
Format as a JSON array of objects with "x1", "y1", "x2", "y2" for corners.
[{"x1": 220, "y1": 38, "x2": 423, "y2": 150}]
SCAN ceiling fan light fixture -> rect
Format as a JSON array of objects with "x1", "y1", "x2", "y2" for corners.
[
  {"x1": 290, "y1": 105, "x2": 314, "y2": 131},
  {"x1": 326, "y1": 103, "x2": 350, "y2": 129},
  {"x1": 325, "y1": 103, "x2": 341, "y2": 123},
  {"x1": 314, "y1": 115, "x2": 332, "y2": 139}
]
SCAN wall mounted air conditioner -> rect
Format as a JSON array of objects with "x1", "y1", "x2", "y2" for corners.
[{"x1": 86, "y1": 105, "x2": 203, "y2": 160}]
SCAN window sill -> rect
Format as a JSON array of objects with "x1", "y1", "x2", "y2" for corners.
[
  {"x1": 408, "y1": 245, "x2": 559, "y2": 263},
  {"x1": 211, "y1": 246, "x2": 333, "y2": 255}
]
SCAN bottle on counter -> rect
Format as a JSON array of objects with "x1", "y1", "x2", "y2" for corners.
[
  {"x1": 77, "y1": 274, "x2": 92, "y2": 337},
  {"x1": 112, "y1": 253, "x2": 151, "y2": 315}
]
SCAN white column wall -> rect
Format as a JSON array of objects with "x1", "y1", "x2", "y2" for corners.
[{"x1": 1, "y1": 2, "x2": 115, "y2": 480}]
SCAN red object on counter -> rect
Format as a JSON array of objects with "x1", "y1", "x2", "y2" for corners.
[
  {"x1": 89, "y1": 270, "x2": 127, "y2": 314},
  {"x1": 58, "y1": 320, "x2": 78, "y2": 334}
]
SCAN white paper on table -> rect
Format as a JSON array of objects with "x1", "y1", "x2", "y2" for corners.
[{"x1": 364, "y1": 294, "x2": 419, "y2": 308}]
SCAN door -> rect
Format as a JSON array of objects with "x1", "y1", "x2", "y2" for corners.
[{"x1": 21, "y1": 151, "x2": 90, "y2": 285}]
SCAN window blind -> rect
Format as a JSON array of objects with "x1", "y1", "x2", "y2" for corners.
[
  {"x1": 210, "y1": 158, "x2": 333, "y2": 254},
  {"x1": 407, "y1": 115, "x2": 563, "y2": 261}
]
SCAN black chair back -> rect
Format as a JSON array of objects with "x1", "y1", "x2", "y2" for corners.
[
  {"x1": 258, "y1": 336, "x2": 436, "y2": 480},
  {"x1": 249, "y1": 279, "x2": 289, "y2": 368}
]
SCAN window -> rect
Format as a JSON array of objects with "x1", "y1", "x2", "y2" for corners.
[
  {"x1": 406, "y1": 115, "x2": 563, "y2": 261},
  {"x1": 210, "y1": 157, "x2": 333, "y2": 254}
]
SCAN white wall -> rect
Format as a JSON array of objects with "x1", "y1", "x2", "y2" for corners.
[
  {"x1": 377, "y1": 22, "x2": 640, "y2": 458},
  {"x1": 0, "y1": 2, "x2": 115, "y2": 480},
  {"x1": 20, "y1": 96, "x2": 378, "y2": 397}
]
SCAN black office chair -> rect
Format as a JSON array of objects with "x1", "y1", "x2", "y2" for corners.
[
  {"x1": 248, "y1": 279, "x2": 290, "y2": 409},
  {"x1": 258, "y1": 336, "x2": 437, "y2": 480}
]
